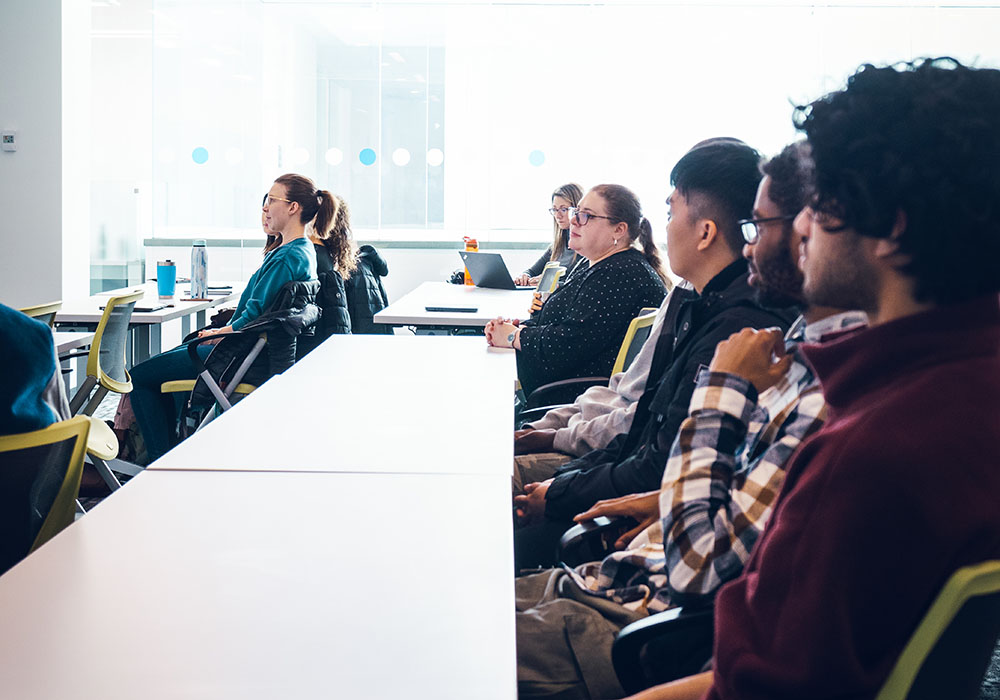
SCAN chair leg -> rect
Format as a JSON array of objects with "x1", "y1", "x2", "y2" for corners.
[
  {"x1": 89, "y1": 455, "x2": 123, "y2": 491},
  {"x1": 69, "y1": 376, "x2": 98, "y2": 415},
  {"x1": 81, "y1": 385, "x2": 110, "y2": 417}
]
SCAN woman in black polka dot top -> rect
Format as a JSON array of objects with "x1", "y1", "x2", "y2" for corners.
[{"x1": 485, "y1": 184, "x2": 669, "y2": 396}]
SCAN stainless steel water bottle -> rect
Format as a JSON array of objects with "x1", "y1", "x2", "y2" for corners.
[{"x1": 191, "y1": 239, "x2": 208, "y2": 298}]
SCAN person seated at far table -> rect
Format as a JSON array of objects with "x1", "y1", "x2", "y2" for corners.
[
  {"x1": 0, "y1": 303, "x2": 71, "y2": 435},
  {"x1": 130, "y1": 173, "x2": 323, "y2": 462},
  {"x1": 628, "y1": 57, "x2": 1000, "y2": 700},
  {"x1": 485, "y1": 184, "x2": 669, "y2": 398},
  {"x1": 300, "y1": 192, "x2": 356, "y2": 354},
  {"x1": 515, "y1": 183, "x2": 589, "y2": 287}
]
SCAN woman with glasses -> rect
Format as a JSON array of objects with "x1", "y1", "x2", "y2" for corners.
[
  {"x1": 487, "y1": 184, "x2": 669, "y2": 397},
  {"x1": 514, "y1": 183, "x2": 587, "y2": 286},
  {"x1": 129, "y1": 173, "x2": 323, "y2": 463}
]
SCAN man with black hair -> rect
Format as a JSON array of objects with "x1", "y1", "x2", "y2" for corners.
[
  {"x1": 630, "y1": 58, "x2": 1000, "y2": 700},
  {"x1": 513, "y1": 139, "x2": 796, "y2": 568}
]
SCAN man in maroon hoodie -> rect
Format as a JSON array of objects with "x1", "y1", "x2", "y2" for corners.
[{"x1": 628, "y1": 57, "x2": 1000, "y2": 700}]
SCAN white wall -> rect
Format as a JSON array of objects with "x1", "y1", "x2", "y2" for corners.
[
  {"x1": 0, "y1": 0, "x2": 89, "y2": 308},
  {"x1": 0, "y1": 0, "x2": 62, "y2": 307}
]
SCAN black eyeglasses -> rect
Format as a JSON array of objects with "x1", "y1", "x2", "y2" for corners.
[
  {"x1": 738, "y1": 215, "x2": 796, "y2": 244},
  {"x1": 568, "y1": 207, "x2": 615, "y2": 226}
]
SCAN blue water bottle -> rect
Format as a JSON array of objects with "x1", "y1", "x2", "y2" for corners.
[{"x1": 191, "y1": 239, "x2": 208, "y2": 299}]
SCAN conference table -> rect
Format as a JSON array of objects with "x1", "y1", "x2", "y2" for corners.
[
  {"x1": 150, "y1": 335, "x2": 515, "y2": 474},
  {"x1": 55, "y1": 281, "x2": 240, "y2": 362},
  {"x1": 52, "y1": 330, "x2": 95, "y2": 355},
  {"x1": 53, "y1": 330, "x2": 96, "y2": 394},
  {"x1": 374, "y1": 281, "x2": 534, "y2": 329},
  {"x1": 0, "y1": 333, "x2": 519, "y2": 699}
]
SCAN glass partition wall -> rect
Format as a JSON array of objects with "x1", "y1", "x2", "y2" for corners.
[{"x1": 89, "y1": 0, "x2": 1000, "y2": 290}]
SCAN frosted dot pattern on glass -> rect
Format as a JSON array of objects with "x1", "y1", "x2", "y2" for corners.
[
  {"x1": 325, "y1": 147, "x2": 344, "y2": 166},
  {"x1": 392, "y1": 148, "x2": 411, "y2": 166}
]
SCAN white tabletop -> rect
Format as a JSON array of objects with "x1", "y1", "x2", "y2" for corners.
[
  {"x1": 375, "y1": 281, "x2": 534, "y2": 327},
  {"x1": 56, "y1": 281, "x2": 239, "y2": 325},
  {"x1": 150, "y1": 334, "x2": 516, "y2": 474},
  {"x1": 52, "y1": 330, "x2": 95, "y2": 354},
  {"x1": 0, "y1": 469, "x2": 517, "y2": 700}
]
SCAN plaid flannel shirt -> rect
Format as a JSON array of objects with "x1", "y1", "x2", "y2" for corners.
[{"x1": 565, "y1": 311, "x2": 866, "y2": 613}]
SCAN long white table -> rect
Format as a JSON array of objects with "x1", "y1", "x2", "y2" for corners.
[
  {"x1": 0, "y1": 469, "x2": 517, "y2": 699},
  {"x1": 375, "y1": 281, "x2": 534, "y2": 328},
  {"x1": 150, "y1": 334, "x2": 515, "y2": 474},
  {"x1": 0, "y1": 329, "x2": 519, "y2": 699},
  {"x1": 53, "y1": 331, "x2": 96, "y2": 395},
  {"x1": 56, "y1": 281, "x2": 240, "y2": 362}
]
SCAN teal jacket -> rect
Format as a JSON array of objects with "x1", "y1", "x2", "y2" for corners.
[{"x1": 230, "y1": 238, "x2": 316, "y2": 330}]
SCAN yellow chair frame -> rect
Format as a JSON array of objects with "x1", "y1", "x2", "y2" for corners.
[
  {"x1": 876, "y1": 560, "x2": 1000, "y2": 700},
  {"x1": 69, "y1": 289, "x2": 145, "y2": 415},
  {"x1": 611, "y1": 307, "x2": 659, "y2": 375},
  {"x1": 0, "y1": 416, "x2": 90, "y2": 554},
  {"x1": 19, "y1": 301, "x2": 63, "y2": 329}
]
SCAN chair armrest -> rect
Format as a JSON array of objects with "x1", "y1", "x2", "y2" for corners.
[
  {"x1": 517, "y1": 404, "x2": 572, "y2": 427},
  {"x1": 612, "y1": 604, "x2": 715, "y2": 695},
  {"x1": 558, "y1": 516, "x2": 639, "y2": 568},
  {"x1": 526, "y1": 376, "x2": 610, "y2": 409},
  {"x1": 183, "y1": 331, "x2": 255, "y2": 373}
]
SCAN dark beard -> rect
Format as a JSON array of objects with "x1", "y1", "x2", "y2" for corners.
[{"x1": 752, "y1": 245, "x2": 805, "y2": 310}]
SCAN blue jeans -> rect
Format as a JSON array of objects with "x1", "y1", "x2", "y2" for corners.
[{"x1": 130, "y1": 342, "x2": 212, "y2": 462}]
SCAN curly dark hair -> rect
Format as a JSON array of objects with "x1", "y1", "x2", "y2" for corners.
[
  {"x1": 793, "y1": 57, "x2": 1000, "y2": 304},
  {"x1": 761, "y1": 141, "x2": 814, "y2": 220},
  {"x1": 670, "y1": 139, "x2": 763, "y2": 254}
]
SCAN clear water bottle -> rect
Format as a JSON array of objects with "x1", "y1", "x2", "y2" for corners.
[{"x1": 191, "y1": 239, "x2": 208, "y2": 298}]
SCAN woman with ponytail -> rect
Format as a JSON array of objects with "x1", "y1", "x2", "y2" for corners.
[
  {"x1": 486, "y1": 184, "x2": 669, "y2": 396},
  {"x1": 300, "y1": 191, "x2": 357, "y2": 352},
  {"x1": 129, "y1": 174, "x2": 320, "y2": 461}
]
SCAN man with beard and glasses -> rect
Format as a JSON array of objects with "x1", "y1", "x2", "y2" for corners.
[
  {"x1": 626, "y1": 58, "x2": 1000, "y2": 700},
  {"x1": 515, "y1": 142, "x2": 864, "y2": 700}
]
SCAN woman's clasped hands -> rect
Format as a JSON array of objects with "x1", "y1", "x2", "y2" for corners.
[{"x1": 484, "y1": 317, "x2": 520, "y2": 348}]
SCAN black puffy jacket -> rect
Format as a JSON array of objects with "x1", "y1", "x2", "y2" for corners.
[
  {"x1": 345, "y1": 245, "x2": 391, "y2": 334},
  {"x1": 298, "y1": 245, "x2": 351, "y2": 357}
]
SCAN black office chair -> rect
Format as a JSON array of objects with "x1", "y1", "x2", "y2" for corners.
[
  {"x1": 0, "y1": 416, "x2": 90, "y2": 574},
  {"x1": 517, "y1": 307, "x2": 658, "y2": 426},
  {"x1": 610, "y1": 561, "x2": 1000, "y2": 698},
  {"x1": 162, "y1": 280, "x2": 321, "y2": 435}
]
